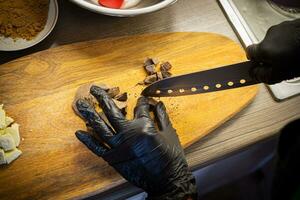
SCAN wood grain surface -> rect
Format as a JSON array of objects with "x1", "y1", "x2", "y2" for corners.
[{"x1": 0, "y1": 32, "x2": 258, "y2": 200}]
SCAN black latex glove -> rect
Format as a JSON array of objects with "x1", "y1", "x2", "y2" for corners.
[
  {"x1": 246, "y1": 18, "x2": 300, "y2": 84},
  {"x1": 75, "y1": 86, "x2": 197, "y2": 200}
]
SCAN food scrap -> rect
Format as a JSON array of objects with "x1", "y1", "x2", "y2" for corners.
[
  {"x1": 0, "y1": 104, "x2": 22, "y2": 165},
  {"x1": 0, "y1": 0, "x2": 49, "y2": 41},
  {"x1": 107, "y1": 87, "x2": 120, "y2": 98},
  {"x1": 144, "y1": 74, "x2": 158, "y2": 85},
  {"x1": 141, "y1": 57, "x2": 173, "y2": 85},
  {"x1": 115, "y1": 92, "x2": 128, "y2": 102},
  {"x1": 144, "y1": 65, "x2": 156, "y2": 75},
  {"x1": 160, "y1": 61, "x2": 172, "y2": 72},
  {"x1": 161, "y1": 71, "x2": 172, "y2": 78}
]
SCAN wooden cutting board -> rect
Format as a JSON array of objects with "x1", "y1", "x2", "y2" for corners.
[{"x1": 0, "y1": 33, "x2": 258, "y2": 200}]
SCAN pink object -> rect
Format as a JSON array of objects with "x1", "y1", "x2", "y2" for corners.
[
  {"x1": 98, "y1": 0, "x2": 141, "y2": 9},
  {"x1": 98, "y1": 0, "x2": 124, "y2": 9}
]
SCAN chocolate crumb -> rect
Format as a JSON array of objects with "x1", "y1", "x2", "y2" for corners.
[
  {"x1": 162, "y1": 71, "x2": 172, "y2": 78},
  {"x1": 144, "y1": 74, "x2": 158, "y2": 85},
  {"x1": 156, "y1": 72, "x2": 164, "y2": 81},
  {"x1": 144, "y1": 57, "x2": 159, "y2": 67},
  {"x1": 160, "y1": 62, "x2": 172, "y2": 72},
  {"x1": 115, "y1": 92, "x2": 128, "y2": 102},
  {"x1": 107, "y1": 87, "x2": 120, "y2": 98},
  {"x1": 144, "y1": 64, "x2": 156, "y2": 75},
  {"x1": 113, "y1": 99, "x2": 127, "y2": 110}
]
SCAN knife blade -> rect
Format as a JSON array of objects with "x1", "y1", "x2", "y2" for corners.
[{"x1": 141, "y1": 61, "x2": 260, "y2": 97}]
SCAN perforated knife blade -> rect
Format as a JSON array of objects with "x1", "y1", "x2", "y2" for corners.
[{"x1": 141, "y1": 61, "x2": 260, "y2": 97}]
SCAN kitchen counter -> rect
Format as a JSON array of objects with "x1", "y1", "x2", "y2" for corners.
[{"x1": 0, "y1": 0, "x2": 299, "y2": 199}]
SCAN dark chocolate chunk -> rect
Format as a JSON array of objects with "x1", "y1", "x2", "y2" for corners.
[
  {"x1": 144, "y1": 57, "x2": 159, "y2": 67},
  {"x1": 107, "y1": 87, "x2": 120, "y2": 98},
  {"x1": 144, "y1": 64, "x2": 156, "y2": 75},
  {"x1": 114, "y1": 92, "x2": 128, "y2": 102},
  {"x1": 113, "y1": 99, "x2": 128, "y2": 110},
  {"x1": 161, "y1": 71, "x2": 172, "y2": 78},
  {"x1": 144, "y1": 74, "x2": 158, "y2": 84},
  {"x1": 156, "y1": 72, "x2": 164, "y2": 81},
  {"x1": 160, "y1": 62, "x2": 172, "y2": 72}
]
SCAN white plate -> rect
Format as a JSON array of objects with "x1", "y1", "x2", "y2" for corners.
[
  {"x1": 70, "y1": 0, "x2": 177, "y2": 17},
  {"x1": 0, "y1": 0, "x2": 59, "y2": 51}
]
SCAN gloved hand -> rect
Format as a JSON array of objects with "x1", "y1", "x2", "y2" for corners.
[
  {"x1": 75, "y1": 85, "x2": 197, "y2": 200},
  {"x1": 246, "y1": 19, "x2": 300, "y2": 84}
]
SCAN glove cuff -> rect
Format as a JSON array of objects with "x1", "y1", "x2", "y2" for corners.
[{"x1": 147, "y1": 174, "x2": 197, "y2": 200}]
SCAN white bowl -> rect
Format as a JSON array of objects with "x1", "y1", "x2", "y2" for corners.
[
  {"x1": 0, "y1": 0, "x2": 58, "y2": 51},
  {"x1": 69, "y1": 0, "x2": 177, "y2": 17}
]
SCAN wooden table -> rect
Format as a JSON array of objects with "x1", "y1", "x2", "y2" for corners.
[{"x1": 0, "y1": 0, "x2": 299, "y2": 199}]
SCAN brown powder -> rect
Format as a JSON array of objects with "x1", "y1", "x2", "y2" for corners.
[{"x1": 0, "y1": 0, "x2": 49, "y2": 41}]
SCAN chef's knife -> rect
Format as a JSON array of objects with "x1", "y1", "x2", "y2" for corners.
[{"x1": 141, "y1": 61, "x2": 260, "y2": 97}]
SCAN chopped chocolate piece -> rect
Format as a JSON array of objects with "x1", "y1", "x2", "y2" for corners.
[
  {"x1": 144, "y1": 64, "x2": 156, "y2": 75},
  {"x1": 161, "y1": 71, "x2": 172, "y2": 78},
  {"x1": 144, "y1": 57, "x2": 159, "y2": 67},
  {"x1": 152, "y1": 58, "x2": 159, "y2": 65},
  {"x1": 113, "y1": 99, "x2": 127, "y2": 110},
  {"x1": 144, "y1": 74, "x2": 158, "y2": 85},
  {"x1": 115, "y1": 92, "x2": 128, "y2": 102},
  {"x1": 107, "y1": 87, "x2": 120, "y2": 98},
  {"x1": 156, "y1": 72, "x2": 164, "y2": 81},
  {"x1": 160, "y1": 61, "x2": 172, "y2": 72}
]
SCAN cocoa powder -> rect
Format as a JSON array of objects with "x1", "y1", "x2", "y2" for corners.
[{"x1": 0, "y1": 0, "x2": 49, "y2": 40}]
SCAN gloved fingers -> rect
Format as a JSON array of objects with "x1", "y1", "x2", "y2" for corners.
[
  {"x1": 76, "y1": 99, "x2": 116, "y2": 146},
  {"x1": 75, "y1": 130, "x2": 109, "y2": 157},
  {"x1": 134, "y1": 97, "x2": 151, "y2": 119},
  {"x1": 246, "y1": 44, "x2": 262, "y2": 62},
  {"x1": 249, "y1": 64, "x2": 274, "y2": 84},
  {"x1": 154, "y1": 102, "x2": 182, "y2": 148},
  {"x1": 154, "y1": 101, "x2": 172, "y2": 131},
  {"x1": 90, "y1": 85, "x2": 126, "y2": 132}
]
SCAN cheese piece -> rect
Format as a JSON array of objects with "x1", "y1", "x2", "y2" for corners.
[
  {"x1": 0, "y1": 133, "x2": 16, "y2": 151},
  {"x1": 4, "y1": 148, "x2": 22, "y2": 164},
  {"x1": 5, "y1": 116, "x2": 14, "y2": 127},
  {"x1": 0, "y1": 129, "x2": 5, "y2": 135},
  {"x1": 0, "y1": 104, "x2": 6, "y2": 129},
  {"x1": 5, "y1": 123, "x2": 20, "y2": 147},
  {"x1": 0, "y1": 148, "x2": 5, "y2": 165}
]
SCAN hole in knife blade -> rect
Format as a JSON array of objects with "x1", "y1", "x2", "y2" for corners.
[
  {"x1": 203, "y1": 86, "x2": 209, "y2": 90},
  {"x1": 240, "y1": 79, "x2": 246, "y2": 84},
  {"x1": 216, "y1": 84, "x2": 222, "y2": 88},
  {"x1": 191, "y1": 87, "x2": 197, "y2": 92},
  {"x1": 156, "y1": 90, "x2": 161, "y2": 94},
  {"x1": 167, "y1": 90, "x2": 173, "y2": 94},
  {"x1": 228, "y1": 81, "x2": 234, "y2": 86},
  {"x1": 179, "y1": 89, "x2": 185, "y2": 93}
]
